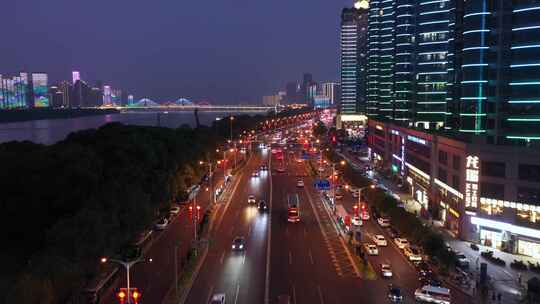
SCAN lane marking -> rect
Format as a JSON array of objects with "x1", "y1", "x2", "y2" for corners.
[
  {"x1": 206, "y1": 285, "x2": 215, "y2": 304},
  {"x1": 292, "y1": 283, "x2": 297, "y2": 304},
  {"x1": 220, "y1": 251, "x2": 225, "y2": 264},
  {"x1": 289, "y1": 251, "x2": 292, "y2": 265},
  {"x1": 234, "y1": 283, "x2": 240, "y2": 304},
  {"x1": 317, "y1": 285, "x2": 325, "y2": 304},
  {"x1": 309, "y1": 249, "x2": 314, "y2": 265},
  {"x1": 242, "y1": 252, "x2": 246, "y2": 265},
  {"x1": 264, "y1": 152, "x2": 272, "y2": 304}
]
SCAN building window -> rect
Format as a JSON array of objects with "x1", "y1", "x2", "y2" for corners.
[
  {"x1": 438, "y1": 150, "x2": 448, "y2": 165},
  {"x1": 519, "y1": 164, "x2": 540, "y2": 183},
  {"x1": 453, "y1": 155, "x2": 461, "y2": 170},
  {"x1": 452, "y1": 175, "x2": 459, "y2": 189},
  {"x1": 481, "y1": 161, "x2": 506, "y2": 178},
  {"x1": 438, "y1": 167, "x2": 447, "y2": 183},
  {"x1": 517, "y1": 187, "x2": 540, "y2": 205},
  {"x1": 480, "y1": 182, "x2": 505, "y2": 200}
]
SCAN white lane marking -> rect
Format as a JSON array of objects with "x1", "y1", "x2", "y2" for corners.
[
  {"x1": 309, "y1": 250, "x2": 314, "y2": 265},
  {"x1": 242, "y1": 252, "x2": 246, "y2": 265},
  {"x1": 206, "y1": 285, "x2": 215, "y2": 304},
  {"x1": 264, "y1": 152, "x2": 272, "y2": 304},
  {"x1": 317, "y1": 285, "x2": 325, "y2": 304},
  {"x1": 234, "y1": 283, "x2": 240, "y2": 304},
  {"x1": 292, "y1": 283, "x2": 297, "y2": 304},
  {"x1": 220, "y1": 251, "x2": 225, "y2": 264},
  {"x1": 289, "y1": 251, "x2": 292, "y2": 265}
]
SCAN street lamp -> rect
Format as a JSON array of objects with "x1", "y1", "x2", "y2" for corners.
[
  {"x1": 357, "y1": 184, "x2": 375, "y2": 210},
  {"x1": 229, "y1": 116, "x2": 234, "y2": 142},
  {"x1": 101, "y1": 255, "x2": 152, "y2": 304},
  {"x1": 199, "y1": 160, "x2": 215, "y2": 206}
]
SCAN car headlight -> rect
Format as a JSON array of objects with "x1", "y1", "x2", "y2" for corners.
[
  {"x1": 232, "y1": 245, "x2": 236, "y2": 249},
  {"x1": 239, "y1": 245, "x2": 244, "y2": 249}
]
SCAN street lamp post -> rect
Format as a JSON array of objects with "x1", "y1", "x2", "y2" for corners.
[
  {"x1": 229, "y1": 116, "x2": 234, "y2": 142},
  {"x1": 101, "y1": 256, "x2": 150, "y2": 304}
]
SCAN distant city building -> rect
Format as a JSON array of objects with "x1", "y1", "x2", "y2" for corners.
[
  {"x1": 31, "y1": 73, "x2": 49, "y2": 108},
  {"x1": 72, "y1": 71, "x2": 80, "y2": 84},
  {"x1": 262, "y1": 95, "x2": 281, "y2": 106},
  {"x1": 103, "y1": 85, "x2": 112, "y2": 106},
  {"x1": 307, "y1": 83, "x2": 318, "y2": 105},
  {"x1": 313, "y1": 95, "x2": 331, "y2": 109},
  {"x1": 321, "y1": 82, "x2": 340, "y2": 105},
  {"x1": 338, "y1": 0, "x2": 368, "y2": 128},
  {"x1": 128, "y1": 94, "x2": 134, "y2": 106},
  {"x1": 59, "y1": 81, "x2": 71, "y2": 108},
  {"x1": 301, "y1": 73, "x2": 313, "y2": 104},
  {"x1": 285, "y1": 82, "x2": 298, "y2": 104},
  {"x1": 50, "y1": 86, "x2": 64, "y2": 108}
]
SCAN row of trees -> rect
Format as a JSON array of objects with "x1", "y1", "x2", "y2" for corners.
[{"x1": 0, "y1": 108, "x2": 309, "y2": 303}]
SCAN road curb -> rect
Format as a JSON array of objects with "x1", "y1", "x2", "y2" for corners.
[{"x1": 176, "y1": 244, "x2": 209, "y2": 304}]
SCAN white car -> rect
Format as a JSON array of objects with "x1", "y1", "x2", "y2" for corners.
[
  {"x1": 248, "y1": 195, "x2": 256, "y2": 204},
  {"x1": 377, "y1": 217, "x2": 391, "y2": 227},
  {"x1": 297, "y1": 180, "x2": 304, "y2": 187},
  {"x1": 352, "y1": 216, "x2": 362, "y2": 226},
  {"x1": 373, "y1": 234, "x2": 387, "y2": 246},
  {"x1": 209, "y1": 293, "x2": 226, "y2": 304},
  {"x1": 352, "y1": 190, "x2": 360, "y2": 198},
  {"x1": 455, "y1": 251, "x2": 470, "y2": 268},
  {"x1": 169, "y1": 206, "x2": 181, "y2": 215},
  {"x1": 394, "y1": 238, "x2": 409, "y2": 249},
  {"x1": 364, "y1": 244, "x2": 379, "y2": 255},
  {"x1": 154, "y1": 218, "x2": 169, "y2": 230},
  {"x1": 361, "y1": 211, "x2": 370, "y2": 221},
  {"x1": 381, "y1": 263, "x2": 393, "y2": 278},
  {"x1": 404, "y1": 246, "x2": 422, "y2": 261}
]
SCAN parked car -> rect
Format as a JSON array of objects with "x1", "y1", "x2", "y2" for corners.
[
  {"x1": 378, "y1": 217, "x2": 391, "y2": 227},
  {"x1": 373, "y1": 234, "x2": 387, "y2": 246},
  {"x1": 154, "y1": 218, "x2": 169, "y2": 230},
  {"x1": 394, "y1": 238, "x2": 409, "y2": 249},
  {"x1": 455, "y1": 251, "x2": 470, "y2": 268},
  {"x1": 404, "y1": 246, "x2": 423, "y2": 262},
  {"x1": 364, "y1": 243, "x2": 379, "y2": 255}
]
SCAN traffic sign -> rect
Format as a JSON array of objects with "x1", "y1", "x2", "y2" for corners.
[{"x1": 314, "y1": 179, "x2": 330, "y2": 190}]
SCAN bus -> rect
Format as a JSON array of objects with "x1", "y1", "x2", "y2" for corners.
[{"x1": 287, "y1": 193, "x2": 300, "y2": 223}]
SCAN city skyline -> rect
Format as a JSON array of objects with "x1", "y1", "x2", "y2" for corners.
[{"x1": 2, "y1": 0, "x2": 353, "y2": 104}]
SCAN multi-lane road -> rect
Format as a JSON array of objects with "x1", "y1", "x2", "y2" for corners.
[{"x1": 100, "y1": 126, "x2": 471, "y2": 304}]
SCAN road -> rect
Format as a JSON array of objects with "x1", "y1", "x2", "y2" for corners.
[{"x1": 185, "y1": 148, "x2": 270, "y2": 304}]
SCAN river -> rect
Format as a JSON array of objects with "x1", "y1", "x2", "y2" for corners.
[{"x1": 0, "y1": 111, "x2": 248, "y2": 145}]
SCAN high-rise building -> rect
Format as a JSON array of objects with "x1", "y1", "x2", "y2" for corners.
[
  {"x1": 339, "y1": 0, "x2": 369, "y2": 115},
  {"x1": 59, "y1": 81, "x2": 71, "y2": 108},
  {"x1": 31, "y1": 73, "x2": 49, "y2": 108},
  {"x1": 128, "y1": 94, "x2": 134, "y2": 106},
  {"x1": 103, "y1": 85, "x2": 112, "y2": 106},
  {"x1": 285, "y1": 82, "x2": 298, "y2": 104},
  {"x1": 321, "y1": 82, "x2": 340, "y2": 105},
  {"x1": 72, "y1": 71, "x2": 80, "y2": 84}
]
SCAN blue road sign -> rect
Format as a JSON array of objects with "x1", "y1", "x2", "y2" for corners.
[{"x1": 314, "y1": 179, "x2": 330, "y2": 190}]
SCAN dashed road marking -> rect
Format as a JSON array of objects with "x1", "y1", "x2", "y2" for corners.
[
  {"x1": 234, "y1": 283, "x2": 240, "y2": 304},
  {"x1": 317, "y1": 285, "x2": 325, "y2": 304}
]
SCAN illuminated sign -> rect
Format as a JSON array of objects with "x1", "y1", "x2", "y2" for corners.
[
  {"x1": 464, "y1": 155, "x2": 480, "y2": 209},
  {"x1": 407, "y1": 135, "x2": 427, "y2": 145}
]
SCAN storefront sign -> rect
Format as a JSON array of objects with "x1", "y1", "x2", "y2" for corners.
[{"x1": 465, "y1": 155, "x2": 480, "y2": 209}]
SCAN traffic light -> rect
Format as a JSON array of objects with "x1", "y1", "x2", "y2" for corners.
[{"x1": 117, "y1": 288, "x2": 141, "y2": 304}]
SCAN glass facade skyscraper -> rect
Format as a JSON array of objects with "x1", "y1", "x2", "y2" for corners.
[{"x1": 340, "y1": 2, "x2": 369, "y2": 115}]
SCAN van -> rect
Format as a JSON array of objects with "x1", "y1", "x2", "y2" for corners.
[{"x1": 414, "y1": 285, "x2": 451, "y2": 304}]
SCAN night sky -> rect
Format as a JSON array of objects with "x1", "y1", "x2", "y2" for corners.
[{"x1": 3, "y1": 0, "x2": 353, "y2": 104}]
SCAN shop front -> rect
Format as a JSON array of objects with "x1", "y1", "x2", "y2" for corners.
[{"x1": 518, "y1": 237, "x2": 540, "y2": 259}]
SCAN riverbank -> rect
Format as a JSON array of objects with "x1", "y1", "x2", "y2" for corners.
[{"x1": 0, "y1": 108, "x2": 119, "y2": 123}]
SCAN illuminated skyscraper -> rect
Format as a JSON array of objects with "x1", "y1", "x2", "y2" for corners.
[
  {"x1": 31, "y1": 73, "x2": 49, "y2": 108},
  {"x1": 103, "y1": 85, "x2": 112, "y2": 105},
  {"x1": 339, "y1": 0, "x2": 369, "y2": 116},
  {"x1": 72, "y1": 71, "x2": 80, "y2": 84}
]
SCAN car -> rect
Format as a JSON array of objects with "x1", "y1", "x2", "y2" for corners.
[
  {"x1": 252, "y1": 171, "x2": 259, "y2": 177},
  {"x1": 261, "y1": 165, "x2": 268, "y2": 171},
  {"x1": 416, "y1": 261, "x2": 433, "y2": 277},
  {"x1": 404, "y1": 246, "x2": 423, "y2": 261},
  {"x1": 231, "y1": 236, "x2": 246, "y2": 251},
  {"x1": 373, "y1": 234, "x2": 387, "y2": 246},
  {"x1": 419, "y1": 273, "x2": 443, "y2": 287},
  {"x1": 248, "y1": 195, "x2": 256, "y2": 204},
  {"x1": 352, "y1": 215, "x2": 362, "y2": 226},
  {"x1": 388, "y1": 285, "x2": 403, "y2": 303},
  {"x1": 394, "y1": 238, "x2": 409, "y2": 249},
  {"x1": 364, "y1": 243, "x2": 379, "y2": 255},
  {"x1": 169, "y1": 206, "x2": 181, "y2": 215},
  {"x1": 318, "y1": 167, "x2": 325, "y2": 172},
  {"x1": 360, "y1": 211, "x2": 370, "y2": 221},
  {"x1": 377, "y1": 217, "x2": 391, "y2": 227},
  {"x1": 455, "y1": 251, "x2": 470, "y2": 268},
  {"x1": 296, "y1": 180, "x2": 304, "y2": 187},
  {"x1": 381, "y1": 263, "x2": 393, "y2": 278},
  {"x1": 258, "y1": 200, "x2": 268, "y2": 211},
  {"x1": 335, "y1": 193, "x2": 344, "y2": 200},
  {"x1": 154, "y1": 218, "x2": 169, "y2": 230},
  {"x1": 209, "y1": 293, "x2": 226, "y2": 304},
  {"x1": 276, "y1": 167, "x2": 286, "y2": 173},
  {"x1": 386, "y1": 227, "x2": 400, "y2": 238}
]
